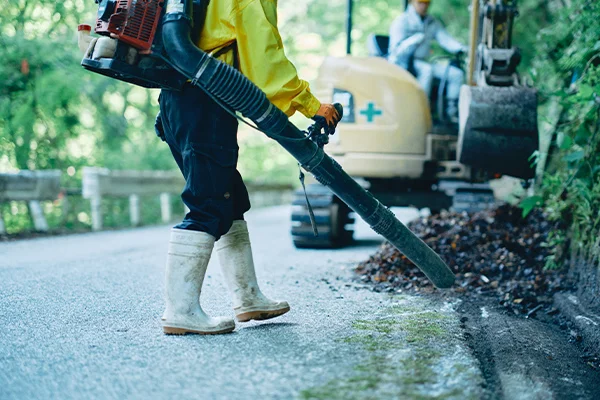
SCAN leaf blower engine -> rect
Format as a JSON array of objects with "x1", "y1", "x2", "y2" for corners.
[
  {"x1": 80, "y1": 0, "x2": 288, "y2": 133},
  {"x1": 78, "y1": 0, "x2": 457, "y2": 289},
  {"x1": 79, "y1": 0, "x2": 205, "y2": 89}
]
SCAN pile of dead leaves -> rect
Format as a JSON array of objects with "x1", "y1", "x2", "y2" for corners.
[{"x1": 356, "y1": 204, "x2": 571, "y2": 315}]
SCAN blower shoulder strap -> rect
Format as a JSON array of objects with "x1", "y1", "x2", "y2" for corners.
[{"x1": 191, "y1": 0, "x2": 210, "y2": 44}]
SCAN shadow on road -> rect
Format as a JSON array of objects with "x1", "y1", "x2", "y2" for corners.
[{"x1": 240, "y1": 322, "x2": 299, "y2": 331}]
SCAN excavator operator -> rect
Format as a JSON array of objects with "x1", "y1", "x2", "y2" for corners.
[
  {"x1": 157, "y1": 0, "x2": 342, "y2": 335},
  {"x1": 388, "y1": 0, "x2": 468, "y2": 123}
]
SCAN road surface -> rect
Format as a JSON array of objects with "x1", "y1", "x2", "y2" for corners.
[{"x1": 0, "y1": 206, "x2": 486, "y2": 399}]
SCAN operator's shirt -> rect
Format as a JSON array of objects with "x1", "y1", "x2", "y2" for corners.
[
  {"x1": 388, "y1": 5, "x2": 465, "y2": 67},
  {"x1": 198, "y1": 0, "x2": 320, "y2": 118}
]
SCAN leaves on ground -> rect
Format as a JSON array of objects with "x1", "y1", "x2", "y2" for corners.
[{"x1": 356, "y1": 205, "x2": 571, "y2": 315}]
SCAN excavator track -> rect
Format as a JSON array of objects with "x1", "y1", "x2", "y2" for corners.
[{"x1": 291, "y1": 184, "x2": 354, "y2": 249}]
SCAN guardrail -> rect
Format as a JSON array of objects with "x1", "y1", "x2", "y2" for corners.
[
  {"x1": 1, "y1": 168, "x2": 293, "y2": 235},
  {"x1": 0, "y1": 170, "x2": 62, "y2": 234},
  {"x1": 82, "y1": 167, "x2": 186, "y2": 231},
  {"x1": 81, "y1": 167, "x2": 294, "y2": 231}
]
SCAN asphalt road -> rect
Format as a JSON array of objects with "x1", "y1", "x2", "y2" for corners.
[
  {"x1": 1, "y1": 206, "x2": 450, "y2": 399},
  {"x1": 6, "y1": 205, "x2": 596, "y2": 399}
]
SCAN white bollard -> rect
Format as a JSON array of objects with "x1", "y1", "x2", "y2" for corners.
[
  {"x1": 129, "y1": 194, "x2": 140, "y2": 226},
  {"x1": 90, "y1": 195, "x2": 103, "y2": 231},
  {"x1": 28, "y1": 201, "x2": 49, "y2": 232},
  {"x1": 160, "y1": 193, "x2": 172, "y2": 223}
]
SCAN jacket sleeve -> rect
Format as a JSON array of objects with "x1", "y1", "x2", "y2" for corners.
[
  {"x1": 388, "y1": 15, "x2": 425, "y2": 65},
  {"x1": 434, "y1": 23, "x2": 465, "y2": 54},
  {"x1": 233, "y1": 0, "x2": 321, "y2": 118}
]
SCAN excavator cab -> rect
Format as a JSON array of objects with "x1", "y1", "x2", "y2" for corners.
[
  {"x1": 367, "y1": 32, "x2": 466, "y2": 128},
  {"x1": 367, "y1": 35, "x2": 390, "y2": 58},
  {"x1": 290, "y1": 0, "x2": 538, "y2": 249}
]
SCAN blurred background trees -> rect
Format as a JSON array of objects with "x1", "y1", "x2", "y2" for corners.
[
  {"x1": 0, "y1": 0, "x2": 555, "y2": 178},
  {"x1": 0, "y1": 0, "x2": 173, "y2": 177},
  {"x1": 0, "y1": 0, "x2": 598, "y2": 238}
]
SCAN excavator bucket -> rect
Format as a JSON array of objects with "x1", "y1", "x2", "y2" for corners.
[{"x1": 457, "y1": 85, "x2": 539, "y2": 179}]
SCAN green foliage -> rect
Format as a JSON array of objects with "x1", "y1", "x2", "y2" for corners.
[
  {"x1": 529, "y1": 0, "x2": 600, "y2": 269},
  {"x1": 0, "y1": 0, "x2": 177, "y2": 176},
  {"x1": 237, "y1": 133, "x2": 300, "y2": 184},
  {"x1": 520, "y1": 195, "x2": 543, "y2": 218}
]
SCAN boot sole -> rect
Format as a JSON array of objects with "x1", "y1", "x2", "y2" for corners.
[
  {"x1": 163, "y1": 325, "x2": 235, "y2": 335},
  {"x1": 236, "y1": 306, "x2": 290, "y2": 323}
]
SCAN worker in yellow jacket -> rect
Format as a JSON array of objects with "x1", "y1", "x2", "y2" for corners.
[{"x1": 158, "y1": 0, "x2": 341, "y2": 335}]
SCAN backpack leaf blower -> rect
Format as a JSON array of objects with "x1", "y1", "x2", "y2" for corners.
[{"x1": 80, "y1": 0, "x2": 456, "y2": 289}]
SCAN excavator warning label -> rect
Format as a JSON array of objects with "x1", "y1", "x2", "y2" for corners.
[{"x1": 360, "y1": 102, "x2": 382, "y2": 123}]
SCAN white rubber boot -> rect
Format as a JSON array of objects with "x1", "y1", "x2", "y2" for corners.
[
  {"x1": 216, "y1": 221, "x2": 290, "y2": 322},
  {"x1": 162, "y1": 229, "x2": 235, "y2": 335}
]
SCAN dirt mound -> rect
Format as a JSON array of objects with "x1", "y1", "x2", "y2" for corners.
[{"x1": 356, "y1": 204, "x2": 571, "y2": 315}]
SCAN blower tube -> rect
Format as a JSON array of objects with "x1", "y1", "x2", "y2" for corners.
[{"x1": 161, "y1": 0, "x2": 455, "y2": 289}]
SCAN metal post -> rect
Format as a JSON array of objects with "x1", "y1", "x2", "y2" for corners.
[
  {"x1": 160, "y1": 193, "x2": 172, "y2": 223},
  {"x1": 487, "y1": 0, "x2": 497, "y2": 49},
  {"x1": 90, "y1": 195, "x2": 103, "y2": 231},
  {"x1": 0, "y1": 212, "x2": 5, "y2": 235},
  {"x1": 28, "y1": 200, "x2": 49, "y2": 232},
  {"x1": 468, "y1": 0, "x2": 481, "y2": 86},
  {"x1": 129, "y1": 194, "x2": 140, "y2": 226},
  {"x1": 346, "y1": 0, "x2": 353, "y2": 55}
]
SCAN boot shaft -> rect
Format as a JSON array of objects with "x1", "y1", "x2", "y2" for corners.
[
  {"x1": 216, "y1": 221, "x2": 290, "y2": 320},
  {"x1": 216, "y1": 221, "x2": 264, "y2": 308},
  {"x1": 163, "y1": 228, "x2": 236, "y2": 334},
  {"x1": 165, "y1": 229, "x2": 216, "y2": 313}
]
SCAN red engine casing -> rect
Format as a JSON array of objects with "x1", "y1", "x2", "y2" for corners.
[{"x1": 95, "y1": 0, "x2": 163, "y2": 54}]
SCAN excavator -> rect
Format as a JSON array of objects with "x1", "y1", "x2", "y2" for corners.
[{"x1": 290, "y1": 0, "x2": 539, "y2": 248}]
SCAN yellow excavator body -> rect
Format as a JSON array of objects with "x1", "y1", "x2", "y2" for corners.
[{"x1": 314, "y1": 56, "x2": 434, "y2": 179}]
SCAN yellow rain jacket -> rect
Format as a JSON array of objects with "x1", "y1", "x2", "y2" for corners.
[{"x1": 198, "y1": 0, "x2": 321, "y2": 118}]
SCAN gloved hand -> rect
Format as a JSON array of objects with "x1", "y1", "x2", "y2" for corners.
[{"x1": 312, "y1": 103, "x2": 342, "y2": 135}]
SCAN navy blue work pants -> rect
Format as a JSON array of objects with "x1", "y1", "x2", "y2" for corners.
[{"x1": 158, "y1": 84, "x2": 251, "y2": 240}]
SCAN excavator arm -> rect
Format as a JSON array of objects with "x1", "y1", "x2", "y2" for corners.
[{"x1": 459, "y1": 0, "x2": 538, "y2": 180}]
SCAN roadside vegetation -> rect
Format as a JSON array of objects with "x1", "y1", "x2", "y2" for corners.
[{"x1": 523, "y1": 0, "x2": 600, "y2": 273}]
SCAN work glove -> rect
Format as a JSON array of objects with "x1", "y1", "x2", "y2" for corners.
[{"x1": 312, "y1": 103, "x2": 342, "y2": 135}]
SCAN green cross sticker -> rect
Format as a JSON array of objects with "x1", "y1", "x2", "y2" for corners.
[{"x1": 359, "y1": 102, "x2": 383, "y2": 123}]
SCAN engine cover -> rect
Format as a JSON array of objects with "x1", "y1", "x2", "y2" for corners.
[
  {"x1": 82, "y1": 0, "x2": 188, "y2": 89},
  {"x1": 95, "y1": 0, "x2": 163, "y2": 54}
]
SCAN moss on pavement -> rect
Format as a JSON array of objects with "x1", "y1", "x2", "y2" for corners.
[{"x1": 299, "y1": 296, "x2": 483, "y2": 400}]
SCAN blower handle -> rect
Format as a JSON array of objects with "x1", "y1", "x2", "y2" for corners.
[{"x1": 306, "y1": 103, "x2": 344, "y2": 148}]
